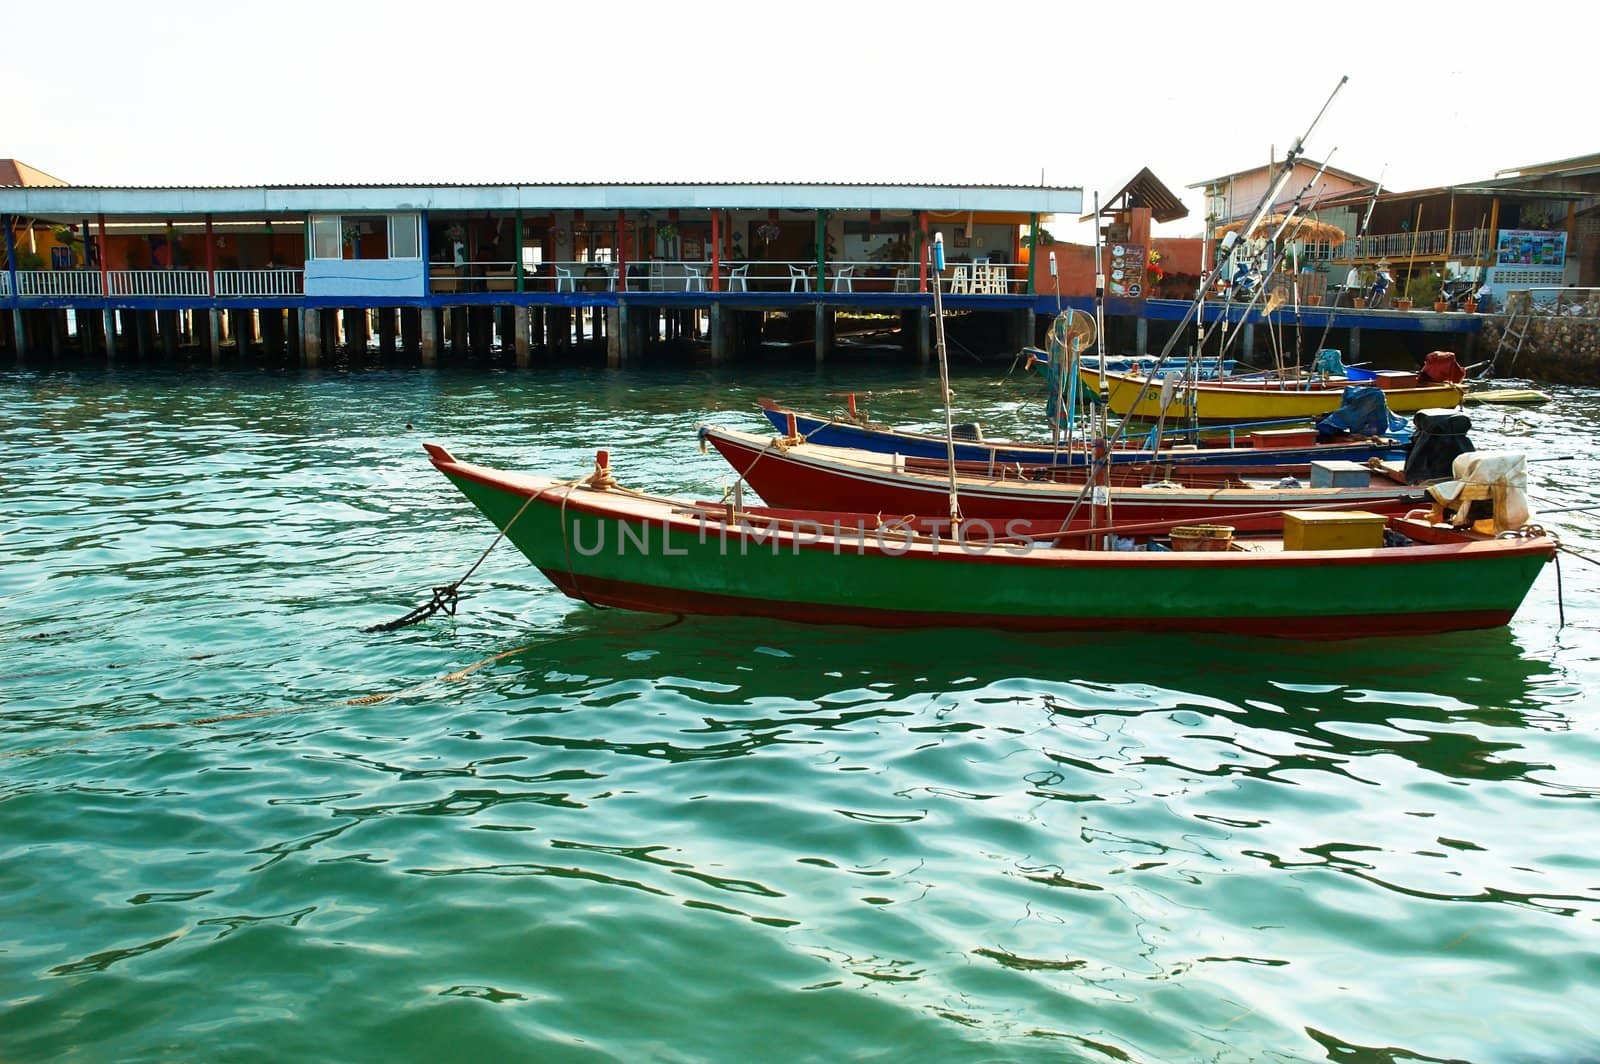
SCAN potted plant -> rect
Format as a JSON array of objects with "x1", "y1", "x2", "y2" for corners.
[
  {"x1": 1351, "y1": 264, "x2": 1375, "y2": 308},
  {"x1": 1400, "y1": 270, "x2": 1442, "y2": 312}
]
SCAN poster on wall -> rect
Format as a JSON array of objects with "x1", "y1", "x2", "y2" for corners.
[
  {"x1": 1495, "y1": 229, "x2": 1566, "y2": 267},
  {"x1": 1106, "y1": 242, "x2": 1146, "y2": 299}
]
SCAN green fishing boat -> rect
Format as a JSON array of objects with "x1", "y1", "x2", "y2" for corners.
[{"x1": 426, "y1": 445, "x2": 1554, "y2": 640}]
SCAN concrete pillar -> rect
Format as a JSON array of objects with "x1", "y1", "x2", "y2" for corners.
[
  {"x1": 377, "y1": 307, "x2": 397, "y2": 358},
  {"x1": 11, "y1": 310, "x2": 26, "y2": 361},
  {"x1": 420, "y1": 308, "x2": 438, "y2": 367},
  {"x1": 207, "y1": 309, "x2": 222, "y2": 363},
  {"x1": 514, "y1": 306, "x2": 531, "y2": 366},
  {"x1": 159, "y1": 310, "x2": 178, "y2": 357},
  {"x1": 610, "y1": 304, "x2": 626, "y2": 368},
  {"x1": 400, "y1": 307, "x2": 420, "y2": 358},
  {"x1": 102, "y1": 308, "x2": 117, "y2": 361},
  {"x1": 304, "y1": 308, "x2": 322, "y2": 367},
  {"x1": 1135, "y1": 315, "x2": 1149, "y2": 356},
  {"x1": 134, "y1": 311, "x2": 150, "y2": 358},
  {"x1": 917, "y1": 307, "x2": 931, "y2": 366},
  {"x1": 49, "y1": 311, "x2": 64, "y2": 358},
  {"x1": 1241, "y1": 322, "x2": 1255, "y2": 361},
  {"x1": 814, "y1": 304, "x2": 827, "y2": 363},
  {"x1": 449, "y1": 307, "x2": 467, "y2": 359},
  {"x1": 710, "y1": 302, "x2": 726, "y2": 362},
  {"x1": 1349, "y1": 326, "x2": 1361, "y2": 361},
  {"x1": 286, "y1": 307, "x2": 301, "y2": 362}
]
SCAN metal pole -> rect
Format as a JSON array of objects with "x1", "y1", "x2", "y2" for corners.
[{"x1": 930, "y1": 232, "x2": 960, "y2": 526}]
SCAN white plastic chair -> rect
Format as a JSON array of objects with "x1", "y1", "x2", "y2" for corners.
[
  {"x1": 787, "y1": 264, "x2": 809, "y2": 292},
  {"x1": 683, "y1": 264, "x2": 705, "y2": 292},
  {"x1": 832, "y1": 265, "x2": 854, "y2": 293},
  {"x1": 728, "y1": 264, "x2": 749, "y2": 292},
  {"x1": 948, "y1": 265, "x2": 970, "y2": 294},
  {"x1": 554, "y1": 265, "x2": 574, "y2": 292}
]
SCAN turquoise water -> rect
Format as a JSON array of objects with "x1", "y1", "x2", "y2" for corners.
[{"x1": 3, "y1": 363, "x2": 1599, "y2": 1062}]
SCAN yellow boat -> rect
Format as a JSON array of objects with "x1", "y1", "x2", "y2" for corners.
[{"x1": 1079, "y1": 366, "x2": 1466, "y2": 421}]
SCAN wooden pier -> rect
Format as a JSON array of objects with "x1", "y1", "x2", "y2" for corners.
[{"x1": 0, "y1": 178, "x2": 1483, "y2": 368}]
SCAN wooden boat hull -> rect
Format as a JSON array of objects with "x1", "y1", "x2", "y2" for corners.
[
  {"x1": 757, "y1": 401, "x2": 1407, "y2": 468},
  {"x1": 1081, "y1": 367, "x2": 1466, "y2": 421},
  {"x1": 702, "y1": 427, "x2": 1426, "y2": 531},
  {"x1": 426, "y1": 445, "x2": 1552, "y2": 639}
]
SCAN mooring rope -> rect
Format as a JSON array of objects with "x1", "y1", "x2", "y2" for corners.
[{"x1": 363, "y1": 483, "x2": 547, "y2": 633}]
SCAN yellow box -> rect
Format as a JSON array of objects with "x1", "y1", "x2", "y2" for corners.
[{"x1": 1283, "y1": 510, "x2": 1387, "y2": 551}]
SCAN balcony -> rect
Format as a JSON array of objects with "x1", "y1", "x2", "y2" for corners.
[{"x1": 1334, "y1": 228, "x2": 1493, "y2": 263}]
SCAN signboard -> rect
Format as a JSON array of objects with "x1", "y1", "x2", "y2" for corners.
[
  {"x1": 1107, "y1": 242, "x2": 1145, "y2": 299},
  {"x1": 1495, "y1": 229, "x2": 1566, "y2": 267}
]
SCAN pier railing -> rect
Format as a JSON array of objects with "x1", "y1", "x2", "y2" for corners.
[
  {"x1": 107, "y1": 270, "x2": 211, "y2": 298},
  {"x1": 419, "y1": 258, "x2": 1030, "y2": 295},
  {"x1": 214, "y1": 269, "x2": 304, "y2": 297},
  {"x1": 17, "y1": 270, "x2": 103, "y2": 298},
  {"x1": 1334, "y1": 228, "x2": 1492, "y2": 263}
]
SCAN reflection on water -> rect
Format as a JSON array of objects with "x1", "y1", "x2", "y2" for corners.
[{"x1": 2, "y1": 365, "x2": 1599, "y2": 1062}]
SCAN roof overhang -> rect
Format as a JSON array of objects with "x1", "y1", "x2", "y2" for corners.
[
  {"x1": 0, "y1": 182, "x2": 1084, "y2": 219},
  {"x1": 1079, "y1": 168, "x2": 1189, "y2": 224}
]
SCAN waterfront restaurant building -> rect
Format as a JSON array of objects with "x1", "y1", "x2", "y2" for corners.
[{"x1": 0, "y1": 171, "x2": 1083, "y2": 364}]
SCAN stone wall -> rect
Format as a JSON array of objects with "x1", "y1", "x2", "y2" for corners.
[{"x1": 1480, "y1": 296, "x2": 1600, "y2": 383}]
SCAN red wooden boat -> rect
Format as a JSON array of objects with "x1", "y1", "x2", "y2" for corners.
[{"x1": 699, "y1": 426, "x2": 1428, "y2": 531}]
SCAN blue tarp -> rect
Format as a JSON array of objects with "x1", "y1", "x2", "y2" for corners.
[{"x1": 1315, "y1": 386, "x2": 1411, "y2": 441}]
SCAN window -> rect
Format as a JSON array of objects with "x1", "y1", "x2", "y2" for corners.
[
  {"x1": 389, "y1": 213, "x2": 420, "y2": 259},
  {"x1": 311, "y1": 214, "x2": 342, "y2": 260}
]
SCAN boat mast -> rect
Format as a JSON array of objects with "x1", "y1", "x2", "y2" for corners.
[
  {"x1": 1091, "y1": 192, "x2": 1111, "y2": 540},
  {"x1": 930, "y1": 232, "x2": 962, "y2": 527}
]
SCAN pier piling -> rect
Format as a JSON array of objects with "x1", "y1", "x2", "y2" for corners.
[{"x1": 419, "y1": 309, "x2": 438, "y2": 367}]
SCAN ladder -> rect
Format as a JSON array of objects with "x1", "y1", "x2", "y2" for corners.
[{"x1": 1486, "y1": 292, "x2": 1532, "y2": 379}]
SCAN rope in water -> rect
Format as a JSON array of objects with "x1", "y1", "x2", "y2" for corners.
[{"x1": 363, "y1": 480, "x2": 552, "y2": 633}]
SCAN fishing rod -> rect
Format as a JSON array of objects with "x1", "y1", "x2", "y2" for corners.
[
  {"x1": 1204, "y1": 154, "x2": 1332, "y2": 353},
  {"x1": 1127, "y1": 152, "x2": 1339, "y2": 448},
  {"x1": 1314, "y1": 162, "x2": 1386, "y2": 356},
  {"x1": 1045, "y1": 77, "x2": 1347, "y2": 466}
]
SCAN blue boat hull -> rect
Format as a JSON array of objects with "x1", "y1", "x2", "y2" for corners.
[{"x1": 759, "y1": 407, "x2": 1408, "y2": 468}]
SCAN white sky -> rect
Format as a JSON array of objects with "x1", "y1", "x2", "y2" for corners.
[{"x1": 8, "y1": 0, "x2": 1592, "y2": 238}]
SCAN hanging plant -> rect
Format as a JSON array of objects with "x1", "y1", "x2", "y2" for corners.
[
  {"x1": 445, "y1": 223, "x2": 466, "y2": 243},
  {"x1": 756, "y1": 222, "x2": 781, "y2": 246},
  {"x1": 656, "y1": 223, "x2": 678, "y2": 242}
]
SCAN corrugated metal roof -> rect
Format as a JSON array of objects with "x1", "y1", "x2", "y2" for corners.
[
  {"x1": 23, "y1": 179, "x2": 1082, "y2": 192},
  {"x1": 1185, "y1": 158, "x2": 1377, "y2": 191}
]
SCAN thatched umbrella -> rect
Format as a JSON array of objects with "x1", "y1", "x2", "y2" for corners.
[{"x1": 1213, "y1": 213, "x2": 1347, "y2": 246}]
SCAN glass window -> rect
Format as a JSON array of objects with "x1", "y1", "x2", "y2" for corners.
[
  {"x1": 389, "y1": 214, "x2": 420, "y2": 259},
  {"x1": 311, "y1": 214, "x2": 342, "y2": 260}
]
